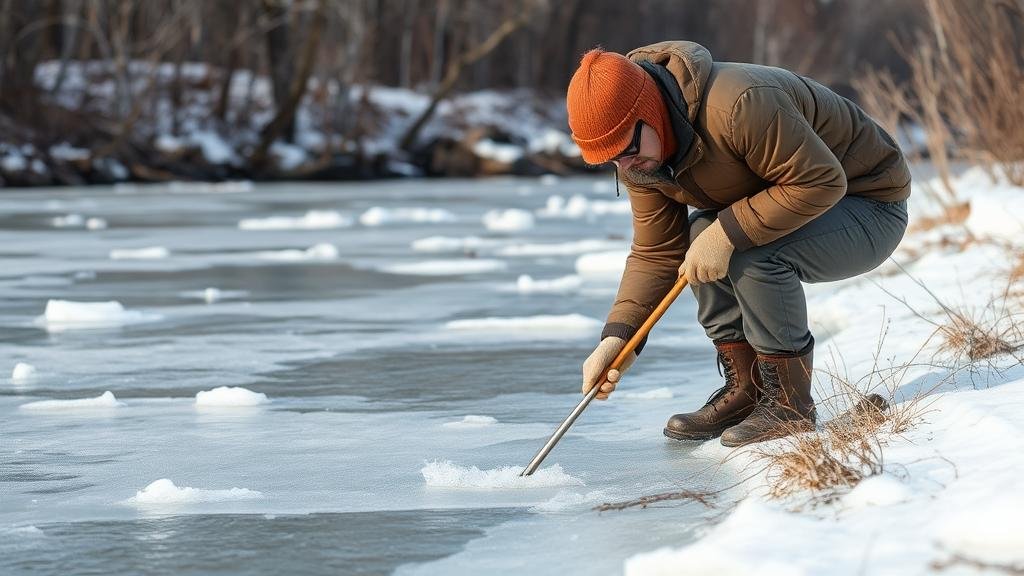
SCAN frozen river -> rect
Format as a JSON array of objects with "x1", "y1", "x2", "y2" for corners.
[{"x1": 1, "y1": 177, "x2": 732, "y2": 575}]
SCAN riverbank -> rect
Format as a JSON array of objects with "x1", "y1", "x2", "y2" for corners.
[
  {"x1": 1, "y1": 60, "x2": 586, "y2": 188},
  {"x1": 624, "y1": 166, "x2": 1024, "y2": 575}
]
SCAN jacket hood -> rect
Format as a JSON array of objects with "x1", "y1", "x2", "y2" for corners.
[{"x1": 626, "y1": 41, "x2": 713, "y2": 124}]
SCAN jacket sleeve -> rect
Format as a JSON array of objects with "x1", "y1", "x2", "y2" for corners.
[
  {"x1": 603, "y1": 184, "x2": 689, "y2": 353},
  {"x1": 717, "y1": 86, "x2": 847, "y2": 251}
]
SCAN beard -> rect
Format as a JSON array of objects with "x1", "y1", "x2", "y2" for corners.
[{"x1": 622, "y1": 158, "x2": 675, "y2": 187}]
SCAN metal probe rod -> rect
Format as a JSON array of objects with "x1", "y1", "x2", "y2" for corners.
[{"x1": 520, "y1": 275, "x2": 689, "y2": 476}]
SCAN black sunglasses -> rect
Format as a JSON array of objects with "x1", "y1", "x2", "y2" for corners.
[{"x1": 610, "y1": 121, "x2": 644, "y2": 163}]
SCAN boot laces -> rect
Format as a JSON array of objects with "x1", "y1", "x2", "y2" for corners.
[
  {"x1": 705, "y1": 348, "x2": 739, "y2": 406},
  {"x1": 752, "y1": 360, "x2": 783, "y2": 415}
]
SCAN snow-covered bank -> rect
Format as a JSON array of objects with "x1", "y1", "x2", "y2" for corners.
[
  {"x1": 4, "y1": 61, "x2": 584, "y2": 187},
  {"x1": 624, "y1": 167, "x2": 1024, "y2": 574}
]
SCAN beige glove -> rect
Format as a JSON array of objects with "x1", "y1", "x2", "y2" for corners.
[
  {"x1": 582, "y1": 336, "x2": 637, "y2": 400},
  {"x1": 680, "y1": 219, "x2": 735, "y2": 284}
]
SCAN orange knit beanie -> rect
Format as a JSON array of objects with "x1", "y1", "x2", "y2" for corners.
[{"x1": 567, "y1": 48, "x2": 676, "y2": 165}]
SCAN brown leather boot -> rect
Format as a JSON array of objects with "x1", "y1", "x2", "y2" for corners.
[
  {"x1": 720, "y1": 339, "x2": 817, "y2": 447},
  {"x1": 663, "y1": 340, "x2": 760, "y2": 441}
]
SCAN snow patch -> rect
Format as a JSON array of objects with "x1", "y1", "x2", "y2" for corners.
[
  {"x1": 39, "y1": 299, "x2": 161, "y2": 331},
  {"x1": 51, "y1": 214, "x2": 84, "y2": 228},
  {"x1": 442, "y1": 415, "x2": 498, "y2": 429},
  {"x1": 537, "y1": 194, "x2": 631, "y2": 219},
  {"x1": 256, "y1": 243, "x2": 338, "y2": 261},
  {"x1": 381, "y1": 259, "x2": 507, "y2": 276},
  {"x1": 498, "y1": 239, "x2": 624, "y2": 256},
  {"x1": 127, "y1": 478, "x2": 263, "y2": 505},
  {"x1": 179, "y1": 287, "x2": 249, "y2": 304},
  {"x1": 359, "y1": 207, "x2": 457, "y2": 226},
  {"x1": 575, "y1": 250, "x2": 629, "y2": 278},
  {"x1": 238, "y1": 210, "x2": 352, "y2": 231},
  {"x1": 482, "y1": 208, "x2": 535, "y2": 232},
  {"x1": 12, "y1": 362, "x2": 37, "y2": 383},
  {"x1": 20, "y1": 391, "x2": 124, "y2": 411},
  {"x1": 842, "y1": 474, "x2": 910, "y2": 508},
  {"x1": 411, "y1": 235, "x2": 501, "y2": 253},
  {"x1": 421, "y1": 460, "x2": 582, "y2": 489},
  {"x1": 109, "y1": 246, "x2": 170, "y2": 260},
  {"x1": 195, "y1": 386, "x2": 269, "y2": 407},
  {"x1": 513, "y1": 274, "x2": 582, "y2": 294},
  {"x1": 444, "y1": 314, "x2": 601, "y2": 334},
  {"x1": 473, "y1": 139, "x2": 524, "y2": 164}
]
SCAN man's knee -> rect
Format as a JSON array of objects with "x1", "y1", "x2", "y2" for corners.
[{"x1": 727, "y1": 247, "x2": 791, "y2": 283}]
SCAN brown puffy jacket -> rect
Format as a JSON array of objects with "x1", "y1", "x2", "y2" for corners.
[{"x1": 603, "y1": 40, "x2": 911, "y2": 343}]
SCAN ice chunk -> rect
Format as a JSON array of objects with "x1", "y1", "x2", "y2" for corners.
[
  {"x1": 195, "y1": 386, "x2": 269, "y2": 407},
  {"x1": 85, "y1": 217, "x2": 107, "y2": 230},
  {"x1": 482, "y1": 208, "x2": 534, "y2": 232},
  {"x1": 109, "y1": 246, "x2": 170, "y2": 260},
  {"x1": 127, "y1": 478, "x2": 263, "y2": 505},
  {"x1": 513, "y1": 274, "x2": 582, "y2": 294},
  {"x1": 442, "y1": 415, "x2": 498, "y2": 428},
  {"x1": 20, "y1": 391, "x2": 124, "y2": 411},
  {"x1": 444, "y1": 314, "x2": 601, "y2": 334},
  {"x1": 256, "y1": 243, "x2": 338, "y2": 261},
  {"x1": 499, "y1": 239, "x2": 624, "y2": 256},
  {"x1": 51, "y1": 214, "x2": 84, "y2": 227},
  {"x1": 359, "y1": 207, "x2": 457, "y2": 226},
  {"x1": 381, "y1": 259, "x2": 507, "y2": 276},
  {"x1": 238, "y1": 210, "x2": 352, "y2": 231},
  {"x1": 537, "y1": 194, "x2": 631, "y2": 219},
  {"x1": 12, "y1": 362, "x2": 36, "y2": 383},
  {"x1": 411, "y1": 235, "x2": 500, "y2": 253},
  {"x1": 179, "y1": 288, "x2": 249, "y2": 303},
  {"x1": 575, "y1": 250, "x2": 629, "y2": 278},
  {"x1": 39, "y1": 299, "x2": 160, "y2": 331},
  {"x1": 421, "y1": 460, "x2": 583, "y2": 489}
]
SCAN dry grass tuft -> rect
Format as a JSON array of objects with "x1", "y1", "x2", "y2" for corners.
[
  {"x1": 743, "y1": 319, "x2": 939, "y2": 502},
  {"x1": 593, "y1": 489, "x2": 716, "y2": 512},
  {"x1": 936, "y1": 312, "x2": 1016, "y2": 362},
  {"x1": 906, "y1": 201, "x2": 971, "y2": 234}
]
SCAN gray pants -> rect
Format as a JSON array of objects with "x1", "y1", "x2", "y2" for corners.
[{"x1": 689, "y1": 195, "x2": 909, "y2": 355}]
